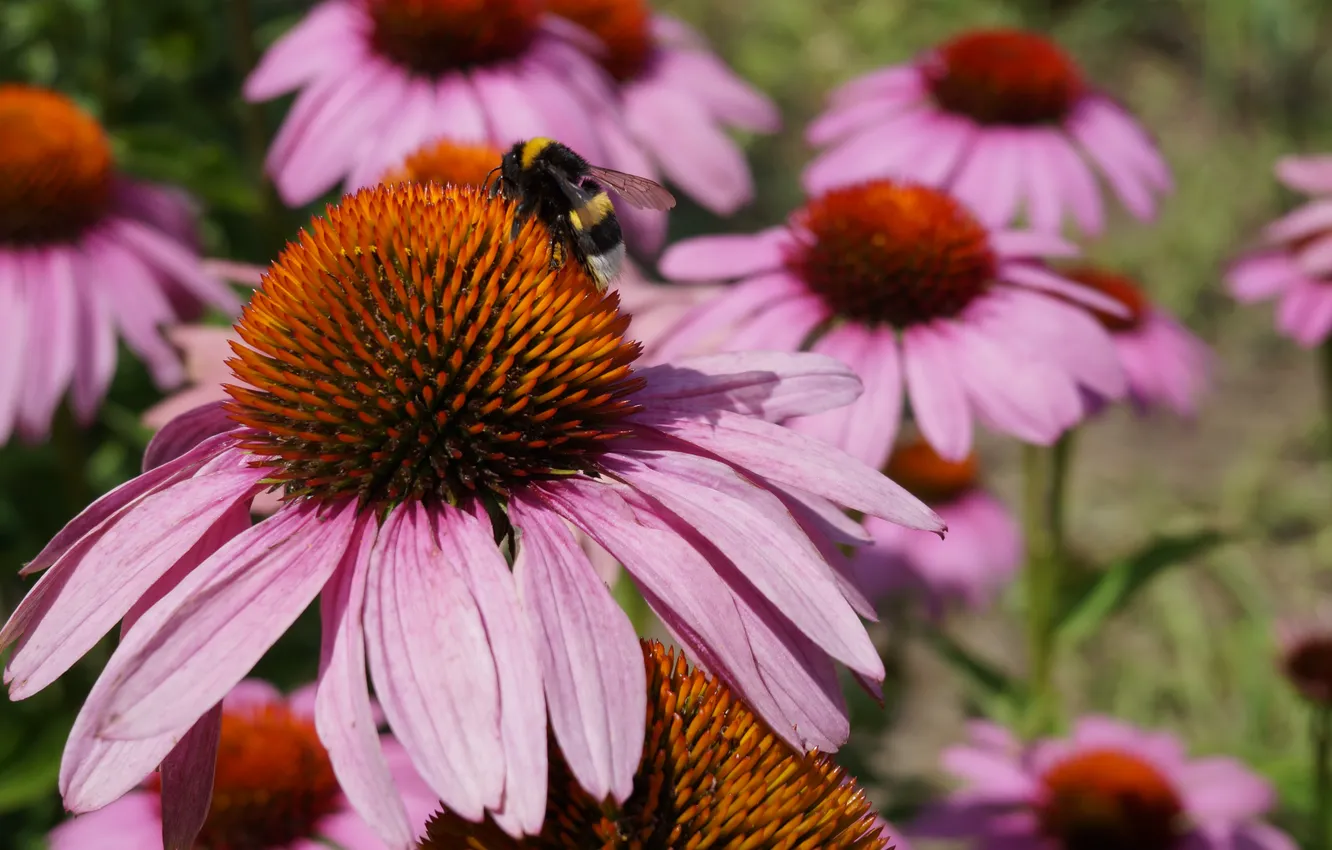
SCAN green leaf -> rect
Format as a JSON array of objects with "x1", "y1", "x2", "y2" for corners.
[
  {"x1": 0, "y1": 716, "x2": 67, "y2": 813},
  {"x1": 1055, "y1": 530, "x2": 1227, "y2": 648},
  {"x1": 922, "y1": 626, "x2": 1026, "y2": 718}
]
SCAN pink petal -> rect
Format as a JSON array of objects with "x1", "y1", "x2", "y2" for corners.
[
  {"x1": 69, "y1": 278, "x2": 117, "y2": 424},
  {"x1": 658, "y1": 227, "x2": 792, "y2": 281},
  {"x1": 625, "y1": 82, "x2": 753, "y2": 215},
  {"x1": 793, "y1": 326, "x2": 902, "y2": 470},
  {"x1": 5, "y1": 455, "x2": 263, "y2": 699},
  {"x1": 615, "y1": 451, "x2": 881, "y2": 677},
  {"x1": 801, "y1": 109, "x2": 937, "y2": 194},
  {"x1": 0, "y1": 254, "x2": 28, "y2": 442},
  {"x1": 952, "y1": 130, "x2": 1023, "y2": 228},
  {"x1": 806, "y1": 97, "x2": 897, "y2": 146},
  {"x1": 243, "y1": 0, "x2": 362, "y2": 100},
  {"x1": 510, "y1": 494, "x2": 644, "y2": 804},
  {"x1": 592, "y1": 115, "x2": 667, "y2": 255},
  {"x1": 990, "y1": 229, "x2": 1079, "y2": 259},
  {"x1": 651, "y1": 272, "x2": 807, "y2": 361},
  {"x1": 316, "y1": 516, "x2": 416, "y2": 850},
  {"x1": 96, "y1": 501, "x2": 356, "y2": 739},
  {"x1": 827, "y1": 64, "x2": 923, "y2": 108},
  {"x1": 1276, "y1": 155, "x2": 1332, "y2": 194},
  {"x1": 942, "y1": 744, "x2": 1039, "y2": 799},
  {"x1": 1297, "y1": 233, "x2": 1332, "y2": 276},
  {"x1": 85, "y1": 234, "x2": 184, "y2": 389},
  {"x1": 720, "y1": 294, "x2": 828, "y2": 353},
  {"x1": 1178, "y1": 757, "x2": 1274, "y2": 822},
  {"x1": 17, "y1": 249, "x2": 77, "y2": 439},
  {"x1": 48, "y1": 793, "x2": 164, "y2": 850},
  {"x1": 473, "y1": 66, "x2": 548, "y2": 145},
  {"x1": 1047, "y1": 131, "x2": 1105, "y2": 235},
  {"x1": 902, "y1": 324, "x2": 973, "y2": 461},
  {"x1": 1078, "y1": 97, "x2": 1171, "y2": 191},
  {"x1": 635, "y1": 351, "x2": 863, "y2": 422},
  {"x1": 653, "y1": 48, "x2": 779, "y2": 133},
  {"x1": 999, "y1": 261, "x2": 1131, "y2": 319},
  {"x1": 634, "y1": 410, "x2": 943, "y2": 533},
  {"x1": 1227, "y1": 253, "x2": 1301, "y2": 302},
  {"x1": 1263, "y1": 199, "x2": 1332, "y2": 245},
  {"x1": 159, "y1": 705, "x2": 222, "y2": 850},
  {"x1": 950, "y1": 321, "x2": 1077, "y2": 444},
  {"x1": 443, "y1": 505, "x2": 546, "y2": 837},
  {"x1": 1018, "y1": 128, "x2": 1068, "y2": 232},
  {"x1": 1069, "y1": 111, "x2": 1156, "y2": 220},
  {"x1": 108, "y1": 218, "x2": 242, "y2": 315},
  {"x1": 142, "y1": 402, "x2": 239, "y2": 471},
  {"x1": 362, "y1": 502, "x2": 505, "y2": 821}
]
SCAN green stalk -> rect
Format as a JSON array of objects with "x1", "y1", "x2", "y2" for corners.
[
  {"x1": 52, "y1": 406, "x2": 90, "y2": 517},
  {"x1": 1314, "y1": 705, "x2": 1331, "y2": 850},
  {"x1": 1021, "y1": 432, "x2": 1076, "y2": 737}
]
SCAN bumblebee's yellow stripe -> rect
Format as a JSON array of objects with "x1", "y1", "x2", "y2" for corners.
[
  {"x1": 520, "y1": 137, "x2": 554, "y2": 170},
  {"x1": 569, "y1": 193, "x2": 615, "y2": 232}
]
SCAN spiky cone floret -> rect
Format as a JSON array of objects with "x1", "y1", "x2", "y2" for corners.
[{"x1": 418, "y1": 640, "x2": 894, "y2": 850}]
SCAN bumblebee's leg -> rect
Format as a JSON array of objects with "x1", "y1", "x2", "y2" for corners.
[
  {"x1": 510, "y1": 197, "x2": 533, "y2": 241},
  {"x1": 548, "y1": 234, "x2": 566, "y2": 270}
]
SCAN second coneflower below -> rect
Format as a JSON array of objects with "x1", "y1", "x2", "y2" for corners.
[{"x1": 417, "y1": 640, "x2": 905, "y2": 850}]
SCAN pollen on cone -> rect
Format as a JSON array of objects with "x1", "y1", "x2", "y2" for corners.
[
  {"x1": 225, "y1": 182, "x2": 643, "y2": 506},
  {"x1": 417, "y1": 640, "x2": 892, "y2": 849}
]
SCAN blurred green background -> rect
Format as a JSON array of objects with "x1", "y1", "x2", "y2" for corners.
[{"x1": 3, "y1": 0, "x2": 1332, "y2": 846}]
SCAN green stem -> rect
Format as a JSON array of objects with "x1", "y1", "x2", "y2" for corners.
[
  {"x1": 1314, "y1": 706, "x2": 1331, "y2": 850},
  {"x1": 1320, "y1": 340, "x2": 1332, "y2": 462},
  {"x1": 1021, "y1": 434, "x2": 1075, "y2": 737},
  {"x1": 52, "y1": 407, "x2": 90, "y2": 517}
]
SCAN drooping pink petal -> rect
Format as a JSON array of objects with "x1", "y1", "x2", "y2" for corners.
[
  {"x1": 592, "y1": 115, "x2": 667, "y2": 255},
  {"x1": 951, "y1": 130, "x2": 1023, "y2": 227},
  {"x1": 656, "y1": 48, "x2": 779, "y2": 132},
  {"x1": 1048, "y1": 131, "x2": 1105, "y2": 234},
  {"x1": 950, "y1": 321, "x2": 1077, "y2": 445},
  {"x1": 69, "y1": 279, "x2": 116, "y2": 424},
  {"x1": 793, "y1": 325, "x2": 902, "y2": 470},
  {"x1": 510, "y1": 494, "x2": 644, "y2": 805},
  {"x1": 1069, "y1": 113, "x2": 1156, "y2": 221},
  {"x1": 1017, "y1": 129, "x2": 1068, "y2": 233},
  {"x1": 142, "y1": 402, "x2": 239, "y2": 471},
  {"x1": 86, "y1": 233, "x2": 184, "y2": 389},
  {"x1": 1078, "y1": 97, "x2": 1171, "y2": 191},
  {"x1": 634, "y1": 350, "x2": 863, "y2": 421},
  {"x1": 635, "y1": 410, "x2": 943, "y2": 534},
  {"x1": 47, "y1": 793, "x2": 164, "y2": 850},
  {"x1": 0, "y1": 254, "x2": 27, "y2": 443},
  {"x1": 362, "y1": 502, "x2": 504, "y2": 822},
  {"x1": 651, "y1": 272, "x2": 807, "y2": 360},
  {"x1": 243, "y1": 0, "x2": 362, "y2": 100},
  {"x1": 5, "y1": 454, "x2": 264, "y2": 699},
  {"x1": 1276, "y1": 155, "x2": 1332, "y2": 194},
  {"x1": 658, "y1": 227, "x2": 792, "y2": 281},
  {"x1": 999, "y1": 262, "x2": 1130, "y2": 318},
  {"x1": 159, "y1": 704, "x2": 222, "y2": 850},
  {"x1": 720, "y1": 294, "x2": 828, "y2": 353},
  {"x1": 473, "y1": 66, "x2": 548, "y2": 146},
  {"x1": 990, "y1": 229, "x2": 1078, "y2": 259},
  {"x1": 442, "y1": 505, "x2": 546, "y2": 837},
  {"x1": 316, "y1": 514, "x2": 415, "y2": 850},
  {"x1": 17, "y1": 249, "x2": 77, "y2": 439},
  {"x1": 902, "y1": 324, "x2": 972, "y2": 461},
  {"x1": 95, "y1": 500, "x2": 357, "y2": 739},
  {"x1": 614, "y1": 451, "x2": 881, "y2": 677},
  {"x1": 1178, "y1": 757, "x2": 1275, "y2": 822},
  {"x1": 108, "y1": 218, "x2": 242, "y2": 314},
  {"x1": 827, "y1": 64, "x2": 923, "y2": 108}
]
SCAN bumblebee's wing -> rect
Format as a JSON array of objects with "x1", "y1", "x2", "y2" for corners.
[{"x1": 585, "y1": 166, "x2": 677, "y2": 210}]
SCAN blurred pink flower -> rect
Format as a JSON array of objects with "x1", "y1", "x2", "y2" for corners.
[
  {"x1": 1061, "y1": 265, "x2": 1211, "y2": 416},
  {"x1": 0, "y1": 84, "x2": 240, "y2": 445},
  {"x1": 547, "y1": 0, "x2": 779, "y2": 249},
  {"x1": 1227, "y1": 155, "x2": 1332, "y2": 347},
  {"x1": 803, "y1": 29, "x2": 1171, "y2": 235},
  {"x1": 1, "y1": 184, "x2": 941, "y2": 849},
  {"x1": 850, "y1": 437, "x2": 1020, "y2": 614},
  {"x1": 244, "y1": 0, "x2": 623, "y2": 208},
  {"x1": 658, "y1": 179, "x2": 1127, "y2": 467},
  {"x1": 48, "y1": 680, "x2": 435, "y2": 850},
  {"x1": 913, "y1": 717, "x2": 1294, "y2": 850}
]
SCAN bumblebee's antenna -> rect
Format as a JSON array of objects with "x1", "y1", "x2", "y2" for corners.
[{"x1": 484, "y1": 165, "x2": 503, "y2": 199}]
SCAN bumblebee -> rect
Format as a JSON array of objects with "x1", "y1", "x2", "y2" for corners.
[{"x1": 488, "y1": 138, "x2": 676, "y2": 292}]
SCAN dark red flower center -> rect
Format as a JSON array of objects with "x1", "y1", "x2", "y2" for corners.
[
  {"x1": 225, "y1": 183, "x2": 643, "y2": 507},
  {"x1": 785, "y1": 181, "x2": 996, "y2": 327},
  {"x1": 884, "y1": 438, "x2": 978, "y2": 504},
  {"x1": 547, "y1": 0, "x2": 654, "y2": 82},
  {"x1": 924, "y1": 29, "x2": 1085, "y2": 125},
  {"x1": 1060, "y1": 266, "x2": 1149, "y2": 332},
  {"x1": 0, "y1": 84, "x2": 113, "y2": 245},
  {"x1": 365, "y1": 0, "x2": 543, "y2": 77},
  {"x1": 382, "y1": 138, "x2": 504, "y2": 189},
  {"x1": 148, "y1": 702, "x2": 341, "y2": 850},
  {"x1": 1284, "y1": 634, "x2": 1332, "y2": 706},
  {"x1": 1037, "y1": 749, "x2": 1184, "y2": 850}
]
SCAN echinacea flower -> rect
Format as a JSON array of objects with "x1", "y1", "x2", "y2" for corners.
[
  {"x1": 913, "y1": 717, "x2": 1295, "y2": 850},
  {"x1": 48, "y1": 680, "x2": 435, "y2": 850},
  {"x1": 418, "y1": 639, "x2": 907, "y2": 849},
  {"x1": 1227, "y1": 155, "x2": 1332, "y2": 347},
  {"x1": 381, "y1": 137, "x2": 505, "y2": 188},
  {"x1": 657, "y1": 179, "x2": 1127, "y2": 467},
  {"x1": 803, "y1": 28, "x2": 1171, "y2": 235},
  {"x1": 1061, "y1": 265, "x2": 1210, "y2": 416},
  {"x1": 244, "y1": 0, "x2": 622, "y2": 208},
  {"x1": 1, "y1": 182, "x2": 942, "y2": 849},
  {"x1": 851, "y1": 437, "x2": 1020, "y2": 614},
  {"x1": 0, "y1": 84, "x2": 239, "y2": 444},
  {"x1": 1277, "y1": 610, "x2": 1332, "y2": 707},
  {"x1": 545, "y1": 0, "x2": 779, "y2": 248}
]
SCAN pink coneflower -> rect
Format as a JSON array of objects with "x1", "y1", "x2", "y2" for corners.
[
  {"x1": 244, "y1": 0, "x2": 621, "y2": 208},
  {"x1": 48, "y1": 680, "x2": 435, "y2": 850},
  {"x1": 657, "y1": 179, "x2": 1127, "y2": 467},
  {"x1": 0, "y1": 84, "x2": 239, "y2": 445},
  {"x1": 1061, "y1": 265, "x2": 1210, "y2": 416},
  {"x1": 803, "y1": 29, "x2": 1171, "y2": 235},
  {"x1": 546, "y1": 0, "x2": 778, "y2": 244},
  {"x1": 1227, "y1": 155, "x2": 1332, "y2": 347},
  {"x1": 913, "y1": 717, "x2": 1295, "y2": 850},
  {"x1": 851, "y1": 437, "x2": 1020, "y2": 614},
  {"x1": 1, "y1": 183, "x2": 941, "y2": 849}
]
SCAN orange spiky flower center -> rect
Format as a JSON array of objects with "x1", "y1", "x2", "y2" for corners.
[
  {"x1": 0, "y1": 84, "x2": 113, "y2": 245},
  {"x1": 382, "y1": 139, "x2": 504, "y2": 189},
  {"x1": 547, "y1": 0, "x2": 654, "y2": 82},
  {"x1": 365, "y1": 0, "x2": 543, "y2": 77},
  {"x1": 925, "y1": 29, "x2": 1085, "y2": 125},
  {"x1": 417, "y1": 640, "x2": 891, "y2": 849},
  {"x1": 1060, "y1": 266, "x2": 1149, "y2": 332},
  {"x1": 1037, "y1": 749, "x2": 1184, "y2": 850},
  {"x1": 885, "y1": 438, "x2": 978, "y2": 505},
  {"x1": 786, "y1": 181, "x2": 996, "y2": 327},
  {"x1": 147, "y1": 702, "x2": 341, "y2": 849},
  {"x1": 1283, "y1": 632, "x2": 1332, "y2": 707},
  {"x1": 225, "y1": 183, "x2": 643, "y2": 506}
]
